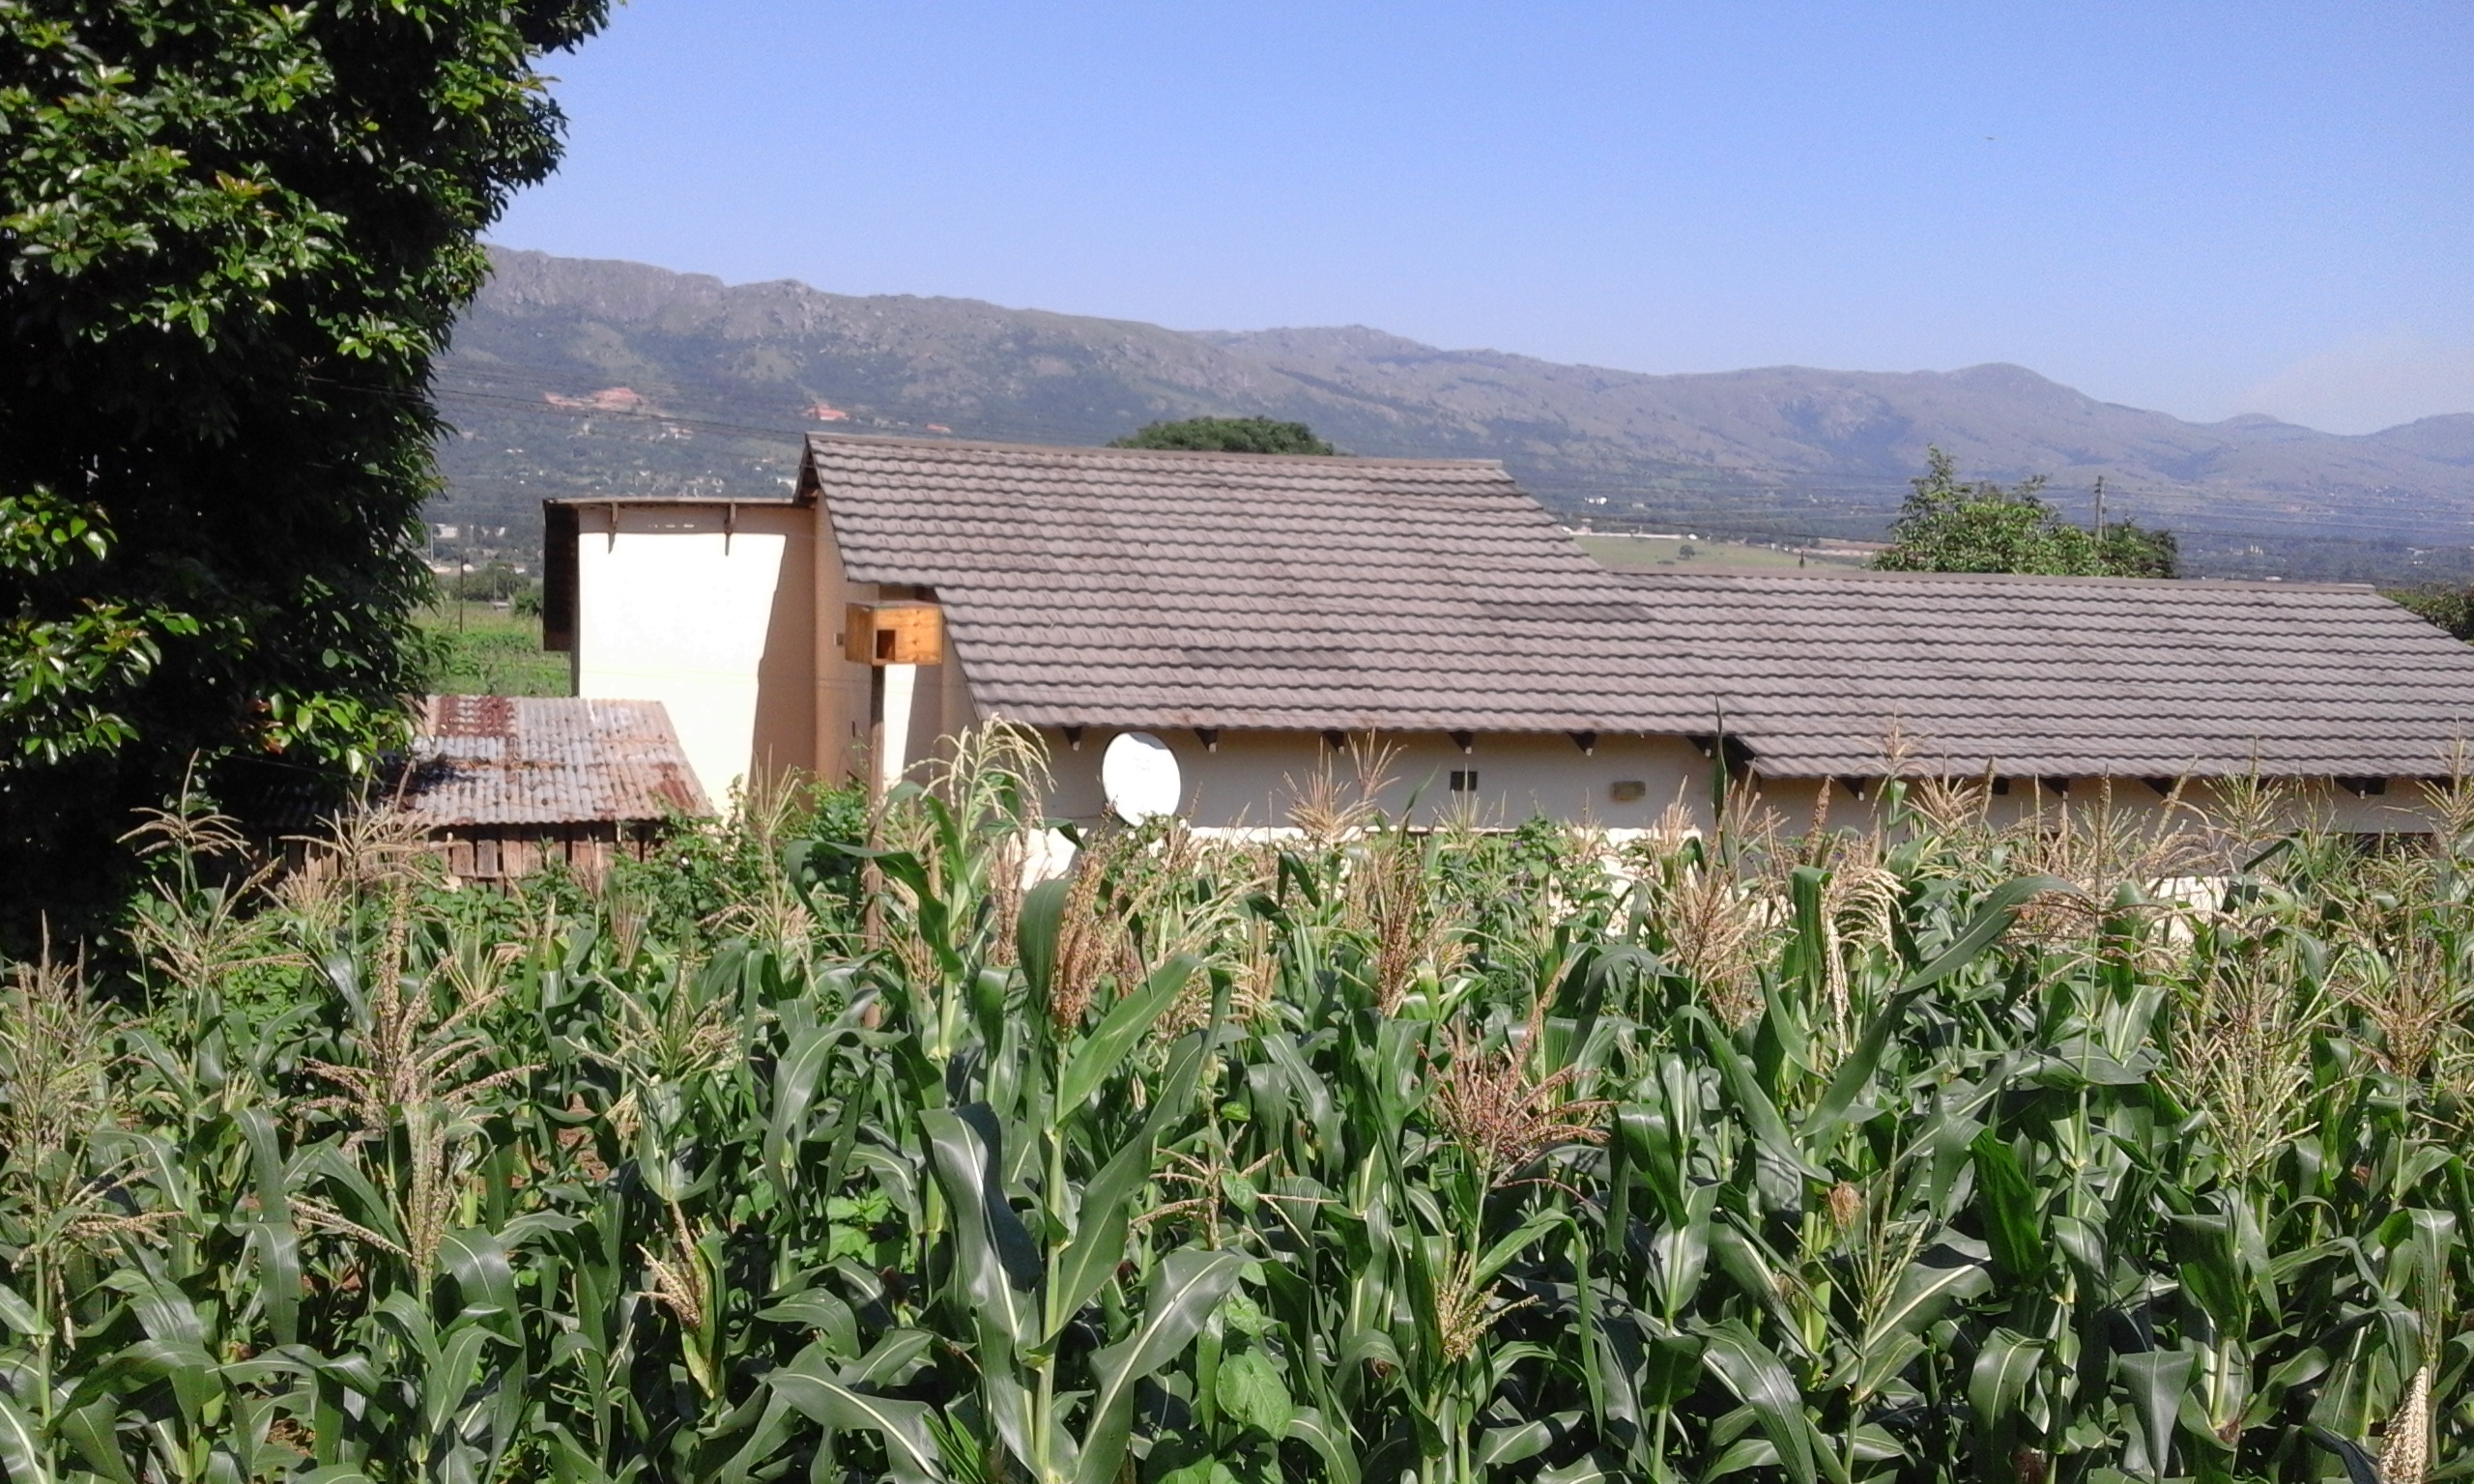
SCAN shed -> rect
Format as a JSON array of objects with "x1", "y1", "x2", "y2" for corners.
[{"x1": 400, "y1": 695, "x2": 709, "y2": 881}]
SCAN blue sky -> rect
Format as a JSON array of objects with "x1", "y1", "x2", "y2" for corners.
[{"x1": 493, "y1": 1, "x2": 2472, "y2": 434}]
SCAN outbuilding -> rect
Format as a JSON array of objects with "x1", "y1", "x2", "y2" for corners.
[
  {"x1": 395, "y1": 694, "x2": 708, "y2": 880},
  {"x1": 540, "y1": 433, "x2": 2474, "y2": 834}
]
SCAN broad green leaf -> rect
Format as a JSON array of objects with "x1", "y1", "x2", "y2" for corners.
[
  {"x1": 1801, "y1": 874, "x2": 2068, "y2": 1139},
  {"x1": 1697, "y1": 1318, "x2": 1817, "y2": 1484},
  {"x1": 441, "y1": 1228, "x2": 518, "y2": 1321},
  {"x1": 1970, "y1": 1129, "x2": 2046, "y2": 1281},
  {"x1": 920, "y1": 1104, "x2": 1041, "y2": 1350},
  {"x1": 1057, "y1": 953, "x2": 1197, "y2": 1113},
  {"x1": 1285, "y1": 1408, "x2": 1361, "y2": 1484},
  {"x1": 1072, "y1": 1247, "x2": 1248, "y2": 1484},
  {"x1": 1863, "y1": 1255, "x2": 1999, "y2": 1407},
  {"x1": 2115, "y1": 1348, "x2": 2196, "y2": 1475},
  {"x1": 1017, "y1": 875, "x2": 1071, "y2": 1002},
  {"x1": 0, "y1": 1389, "x2": 53, "y2": 1484},
  {"x1": 764, "y1": 1024, "x2": 840, "y2": 1180},
  {"x1": 1051, "y1": 1031, "x2": 1209, "y2": 1334},
  {"x1": 1477, "y1": 1411, "x2": 1583, "y2": 1468},
  {"x1": 1215, "y1": 1349, "x2": 1293, "y2": 1439},
  {"x1": 768, "y1": 1353, "x2": 941, "y2": 1484},
  {"x1": 0, "y1": 1285, "x2": 42, "y2": 1338}
]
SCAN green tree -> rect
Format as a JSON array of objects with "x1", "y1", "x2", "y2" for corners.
[
  {"x1": 1873, "y1": 447, "x2": 2177, "y2": 578},
  {"x1": 1110, "y1": 415, "x2": 1338, "y2": 455},
  {"x1": 2391, "y1": 584, "x2": 2474, "y2": 641},
  {"x1": 1, "y1": 0, "x2": 608, "y2": 942}
]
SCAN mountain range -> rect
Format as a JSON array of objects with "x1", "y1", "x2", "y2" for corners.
[{"x1": 432, "y1": 249, "x2": 2474, "y2": 582}]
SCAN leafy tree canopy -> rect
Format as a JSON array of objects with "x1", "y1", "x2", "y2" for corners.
[
  {"x1": 1872, "y1": 447, "x2": 2177, "y2": 579},
  {"x1": 1, "y1": 0, "x2": 608, "y2": 944},
  {"x1": 1110, "y1": 415, "x2": 1338, "y2": 455},
  {"x1": 2391, "y1": 585, "x2": 2474, "y2": 642}
]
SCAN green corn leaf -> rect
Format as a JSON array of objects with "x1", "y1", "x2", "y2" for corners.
[
  {"x1": 767, "y1": 1352, "x2": 943, "y2": 1484},
  {"x1": 1017, "y1": 875, "x2": 1071, "y2": 1003},
  {"x1": 1058, "y1": 953, "x2": 1197, "y2": 1114},
  {"x1": 1802, "y1": 874, "x2": 2069, "y2": 1140},
  {"x1": 760, "y1": 1290, "x2": 860, "y2": 1356},
  {"x1": 423, "y1": 1321, "x2": 503, "y2": 1451},
  {"x1": 1051, "y1": 1032, "x2": 1208, "y2": 1336},
  {"x1": 1477, "y1": 1410, "x2": 1584, "y2": 1468},
  {"x1": 920, "y1": 1104, "x2": 1042, "y2": 1350},
  {"x1": 2305, "y1": 1425, "x2": 2382, "y2": 1484},
  {"x1": 57, "y1": 1400, "x2": 134, "y2": 1484},
  {"x1": 0, "y1": 1389, "x2": 52, "y2": 1484},
  {"x1": 441, "y1": 1228, "x2": 519, "y2": 1321},
  {"x1": 1969, "y1": 1129, "x2": 2047, "y2": 1280},
  {"x1": 843, "y1": 1327, "x2": 938, "y2": 1387},
  {"x1": 764, "y1": 1023, "x2": 840, "y2": 1182},
  {"x1": 237, "y1": 1106, "x2": 292, "y2": 1224},
  {"x1": 1687, "y1": 1008, "x2": 1827, "y2": 1190},
  {"x1": 1072, "y1": 1246, "x2": 1248, "y2": 1484},
  {"x1": 1697, "y1": 1318, "x2": 1818, "y2": 1484},
  {"x1": 1841, "y1": 1253, "x2": 1992, "y2": 1402},
  {"x1": 1285, "y1": 1408, "x2": 1362, "y2": 1484},
  {"x1": 710, "y1": 1391, "x2": 799, "y2": 1484},
  {"x1": 1968, "y1": 1327, "x2": 2044, "y2": 1459},
  {"x1": 0, "y1": 1284, "x2": 43, "y2": 1339},
  {"x1": 244, "y1": 1219, "x2": 302, "y2": 1347},
  {"x1": 1536, "y1": 1452, "x2": 1624, "y2": 1484},
  {"x1": 2115, "y1": 1348, "x2": 2196, "y2": 1475}
]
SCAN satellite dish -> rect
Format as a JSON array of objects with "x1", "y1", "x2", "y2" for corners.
[{"x1": 1101, "y1": 731, "x2": 1182, "y2": 824}]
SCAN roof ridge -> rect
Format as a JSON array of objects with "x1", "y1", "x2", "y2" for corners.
[{"x1": 801, "y1": 429, "x2": 1504, "y2": 470}]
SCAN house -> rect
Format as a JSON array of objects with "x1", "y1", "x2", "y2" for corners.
[
  {"x1": 539, "y1": 433, "x2": 2474, "y2": 834},
  {"x1": 393, "y1": 694, "x2": 709, "y2": 880}
]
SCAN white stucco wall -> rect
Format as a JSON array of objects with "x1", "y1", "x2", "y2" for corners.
[{"x1": 574, "y1": 503, "x2": 814, "y2": 806}]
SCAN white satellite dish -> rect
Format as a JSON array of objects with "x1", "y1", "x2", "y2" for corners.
[{"x1": 1101, "y1": 730, "x2": 1182, "y2": 824}]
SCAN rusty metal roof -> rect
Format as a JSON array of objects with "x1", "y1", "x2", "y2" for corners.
[{"x1": 401, "y1": 696, "x2": 710, "y2": 828}]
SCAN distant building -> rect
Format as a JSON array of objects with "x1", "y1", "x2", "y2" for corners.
[
  {"x1": 396, "y1": 695, "x2": 707, "y2": 881},
  {"x1": 539, "y1": 434, "x2": 2474, "y2": 835}
]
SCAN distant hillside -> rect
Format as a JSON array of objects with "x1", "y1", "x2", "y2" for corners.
[{"x1": 433, "y1": 249, "x2": 2474, "y2": 582}]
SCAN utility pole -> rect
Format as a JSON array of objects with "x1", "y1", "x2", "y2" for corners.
[{"x1": 2092, "y1": 475, "x2": 2107, "y2": 546}]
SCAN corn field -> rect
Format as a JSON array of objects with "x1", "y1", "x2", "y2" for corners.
[{"x1": 1, "y1": 731, "x2": 2469, "y2": 1484}]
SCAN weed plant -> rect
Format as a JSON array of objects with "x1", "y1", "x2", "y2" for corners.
[{"x1": 0, "y1": 729, "x2": 2466, "y2": 1483}]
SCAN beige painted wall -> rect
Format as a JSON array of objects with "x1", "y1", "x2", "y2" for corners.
[
  {"x1": 810, "y1": 502, "x2": 982, "y2": 790},
  {"x1": 1033, "y1": 728, "x2": 1722, "y2": 831},
  {"x1": 1026, "y1": 725, "x2": 2442, "y2": 837},
  {"x1": 573, "y1": 503, "x2": 815, "y2": 805}
]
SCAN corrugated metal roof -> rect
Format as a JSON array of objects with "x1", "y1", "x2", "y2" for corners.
[
  {"x1": 402, "y1": 696, "x2": 710, "y2": 827},
  {"x1": 796, "y1": 432, "x2": 2474, "y2": 780}
]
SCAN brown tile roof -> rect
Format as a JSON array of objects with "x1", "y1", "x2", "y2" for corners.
[
  {"x1": 1607, "y1": 570, "x2": 2474, "y2": 778},
  {"x1": 800, "y1": 433, "x2": 2474, "y2": 779},
  {"x1": 402, "y1": 696, "x2": 710, "y2": 828}
]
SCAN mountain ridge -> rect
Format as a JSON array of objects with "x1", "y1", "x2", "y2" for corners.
[{"x1": 432, "y1": 248, "x2": 2474, "y2": 581}]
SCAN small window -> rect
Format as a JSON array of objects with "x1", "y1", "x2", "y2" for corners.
[
  {"x1": 1449, "y1": 770, "x2": 1479, "y2": 792},
  {"x1": 1609, "y1": 780, "x2": 1647, "y2": 803}
]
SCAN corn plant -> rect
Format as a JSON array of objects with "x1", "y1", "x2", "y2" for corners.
[{"x1": 0, "y1": 737, "x2": 2466, "y2": 1483}]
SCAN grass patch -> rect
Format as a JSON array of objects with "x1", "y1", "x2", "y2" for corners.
[{"x1": 418, "y1": 598, "x2": 570, "y2": 696}]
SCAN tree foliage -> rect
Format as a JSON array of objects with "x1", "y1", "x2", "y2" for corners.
[
  {"x1": 1874, "y1": 447, "x2": 2177, "y2": 578},
  {"x1": 1111, "y1": 415, "x2": 1338, "y2": 455},
  {"x1": 2392, "y1": 585, "x2": 2474, "y2": 642},
  {"x1": 0, "y1": 0, "x2": 608, "y2": 942}
]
